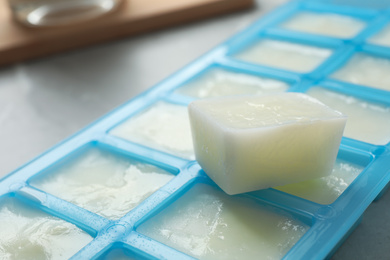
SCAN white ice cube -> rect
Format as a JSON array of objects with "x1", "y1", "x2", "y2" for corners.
[
  {"x1": 307, "y1": 87, "x2": 390, "y2": 145},
  {"x1": 331, "y1": 53, "x2": 390, "y2": 91},
  {"x1": 0, "y1": 198, "x2": 92, "y2": 259},
  {"x1": 275, "y1": 159, "x2": 364, "y2": 204},
  {"x1": 110, "y1": 102, "x2": 194, "y2": 160},
  {"x1": 280, "y1": 11, "x2": 366, "y2": 38},
  {"x1": 234, "y1": 39, "x2": 332, "y2": 73},
  {"x1": 188, "y1": 93, "x2": 346, "y2": 195},
  {"x1": 138, "y1": 184, "x2": 309, "y2": 260},
  {"x1": 174, "y1": 68, "x2": 289, "y2": 99},
  {"x1": 31, "y1": 148, "x2": 173, "y2": 220},
  {"x1": 368, "y1": 23, "x2": 390, "y2": 47}
]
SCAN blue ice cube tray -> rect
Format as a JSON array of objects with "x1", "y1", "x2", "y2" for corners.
[{"x1": 2, "y1": 0, "x2": 390, "y2": 259}]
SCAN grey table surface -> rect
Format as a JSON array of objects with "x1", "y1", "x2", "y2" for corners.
[{"x1": 0, "y1": 0, "x2": 389, "y2": 259}]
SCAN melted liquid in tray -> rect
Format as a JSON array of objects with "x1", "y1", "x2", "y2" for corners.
[
  {"x1": 30, "y1": 148, "x2": 173, "y2": 220},
  {"x1": 138, "y1": 184, "x2": 309, "y2": 260},
  {"x1": 0, "y1": 198, "x2": 92, "y2": 260}
]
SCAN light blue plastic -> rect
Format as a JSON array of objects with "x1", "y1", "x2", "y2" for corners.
[{"x1": 1, "y1": 0, "x2": 390, "y2": 259}]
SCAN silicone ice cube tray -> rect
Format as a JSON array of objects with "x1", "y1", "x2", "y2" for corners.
[{"x1": 2, "y1": 0, "x2": 390, "y2": 259}]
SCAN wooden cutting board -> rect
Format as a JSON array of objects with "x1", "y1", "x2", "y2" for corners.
[{"x1": 0, "y1": 0, "x2": 254, "y2": 67}]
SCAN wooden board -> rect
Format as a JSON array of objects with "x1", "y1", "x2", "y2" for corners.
[{"x1": 0, "y1": 0, "x2": 254, "y2": 67}]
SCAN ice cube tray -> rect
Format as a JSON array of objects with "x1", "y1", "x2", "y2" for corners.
[{"x1": 2, "y1": 0, "x2": 390, "y2": 259}]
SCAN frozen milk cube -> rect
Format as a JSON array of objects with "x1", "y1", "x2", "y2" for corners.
[
  {"x1": 280, "y1": 12, "x2": 366, "y2": 38},
  {"x1": 110, "y1": 101, "x2": 194, "y2": 160},
  {"x1": 138, "y1": 184, "x2": 309, "y2": 260},
  {"x1": 275, "y1": 159, "x2": 364, "y2": 204},
  {"x1": 307, "y1": 87, "x2": 390, "y2": 145},
  {"x1": 234, "y1": 39, "x2": 332, "y2": 73},
  {"x1": 174, "y1": 68, "x2": 289, "y2": 99},
  {"x1": 188, "y1": 93, "x2": 346, "y2": 195},
  {"x1": 30, "y1": 148, "x2": 174, "y2": 220},
  {"x1": 368, "y1": 23, "x2": 390, "y2": 47},
  {"x1": 0, "y1": 198, "x2": 93, "y2": 259},
  {"x1": 331, "y1": 53, "x2": 390, "y2": 91}
]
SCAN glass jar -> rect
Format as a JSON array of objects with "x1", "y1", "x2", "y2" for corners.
[{"x1": 8, "y1": 0, "x2": 122, "y2": 27}]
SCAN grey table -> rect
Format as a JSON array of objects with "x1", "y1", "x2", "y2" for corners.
[{"x1": 0, "y1": 0, "x2": 389, "y2": 259}]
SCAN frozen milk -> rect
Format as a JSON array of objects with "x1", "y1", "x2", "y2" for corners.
[
  {"x1": 307, "y1": 87, "x2": 390, "y2": 145},
  {"x1": 174, "y1": 68, "x2": 289, "y2": 99},
  {"x1": 275, "y1": 159, "x2": 364, "y2": 204},
  {"x1": 280, "y1": 11, "x2": 366, "y2": 38},
  {"x1": 368, "y1": 23, "x2": 390, "y2": 47},
  {"x1": 188, "y1": 93, "x2": 346, "y2": 195},
  {"x1": 331, "y1": 53, "x2": 390, "y2": 91},
  {"x1": 30, "y1": 148, "x2": 173, "y2": 220},
  {"x1": 138, "y1": 184, "x2": 309, "y2": 260},
  {"x1": 110, "y1": 102, "x2": 194, "y2": 160},
  {"x1": 234, "y1": 39, "x2": 332, "y2": 73},
  {"x1": 0, "y1": 198, "x2": 92, "y2": 259}
]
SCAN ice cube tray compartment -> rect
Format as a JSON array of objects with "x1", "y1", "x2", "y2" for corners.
[
  {"x1": 0, "y1": 195, "x2": 94, "y2": 259},
  {"x1": 136, "y1": 182, "x2": 312, "y2": 260},
  {"x1": 1, "y1": 0, "x2": 390, "y2": 259},
  {"x1": 171, "y1": 65, "x2": 291, "y2": 100},
  {"x1": 368, "y1": 20, "x2": 390, "y2": 48}
]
